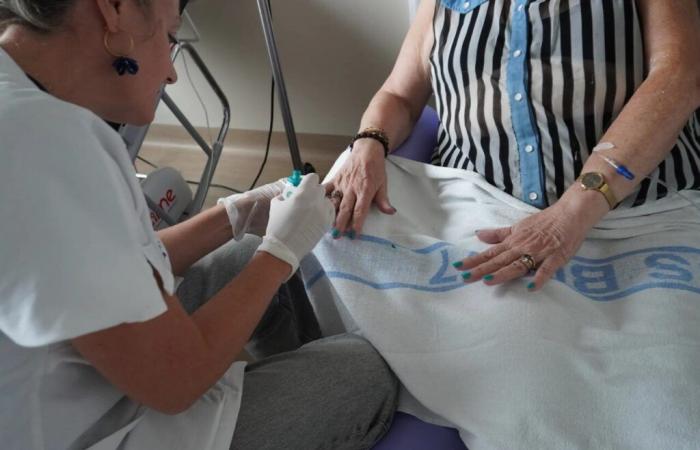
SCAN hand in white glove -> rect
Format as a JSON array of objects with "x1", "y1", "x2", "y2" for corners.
[
  {"x1": 257, "y1": 173, "x2": 335, "y2": 279},
  {"x1": 218, "y1": 180, "x2": 287, "y2": 240}
]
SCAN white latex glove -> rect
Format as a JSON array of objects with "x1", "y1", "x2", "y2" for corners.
[
  {"x1": 218, "y1": 179, "x2": 287, "y2": 240},
  {"x1": 257, "y1": 173, "x2": 335, "y2": 279}
]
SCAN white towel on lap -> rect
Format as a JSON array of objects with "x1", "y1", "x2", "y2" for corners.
[{"x1": 302, "y1": 152, "x2": 700, "y2": 450}]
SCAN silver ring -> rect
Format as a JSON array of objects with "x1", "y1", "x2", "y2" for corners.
[{"x1": 517, "y1": 254, "x2": 537, "y2": 272}]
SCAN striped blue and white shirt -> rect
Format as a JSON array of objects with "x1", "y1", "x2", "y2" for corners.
[{"x1": 430, "y1": 0, "x2": 700, "y2": 208}]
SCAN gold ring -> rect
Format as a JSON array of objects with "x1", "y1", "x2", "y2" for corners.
[
  {"x1": 517, "y1": 254, "x2": 537, "y2": 272},
  {"x1": 330, "y1": 190, "x2": 343, "y2": 200}
]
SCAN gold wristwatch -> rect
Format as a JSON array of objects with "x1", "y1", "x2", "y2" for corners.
[{"x1": 578, "y1": 172, "x2": 617, "y2": 209}]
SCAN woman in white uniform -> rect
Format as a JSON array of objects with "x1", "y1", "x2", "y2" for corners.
[{"x1": 0, "y1": 1, "x2": 398, "y2": 449}]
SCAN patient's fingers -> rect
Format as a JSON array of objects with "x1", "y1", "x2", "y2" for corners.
[
  {"x1": 334, "y1": 190, "x2": 357, "y2": 237},
  {"x1": 351, "y1": 191, "x2": 373, "y2": 234},
  {"x1": 323, "y1": 181, "x2": 343, "y2": 215},
  {"x1": 483, "y1": 257, "x2": 533, "y2": 285},
  {"x1": 350, "y1": 182, "x2": 396, "y2": 234},
  {"x1": 456, "y1": 243, "x2": 509, "y2": 271},
  {"x1": 476, "y1": 227, "x2": 512, "y2": 244},
  {"x1": 374, "y1": 183, "x2": 397, "y2": 215},
  {"x1": 529, "y1": 254, "x2": 565, "y2": 291},
  {"x1": 454, "y1": 201, "x2": 588, "y2": 291},
  {"x1": 326, "y1": 149, "x2": 393, "y2": 237},
  {"x1": 329, "y1": 193, "x2": 343, "y2": 212},
  {"x1": 463, "y1": 249, "x2": 521, "y2": 283}
]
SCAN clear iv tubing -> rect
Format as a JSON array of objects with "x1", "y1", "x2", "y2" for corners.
[{"x1": 593, "y1": 143, "x2": 700, "y2": 214}]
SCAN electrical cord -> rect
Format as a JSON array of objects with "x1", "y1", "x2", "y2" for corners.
[
  {"x1": 180, "y1": 33, "x2": 276, "y2": 191},
  {"x1": 248, "y1": 0, "x2": 276, "y2": 190},
  {"x1": 139, "y1": 1, "x2": 277, "y2": 196},
  {"x1": 137, "y1": 155, "x2": 158, "y2": 169},
  {"x1": 249, "y1": 77, "x2": 275, "y2": 190}
]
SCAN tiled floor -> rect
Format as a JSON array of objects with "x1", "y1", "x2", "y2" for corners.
[{"x1": 136, "y1": 124, "x2": 349, "y2": 209}]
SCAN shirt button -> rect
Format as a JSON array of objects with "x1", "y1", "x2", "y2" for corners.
[
  {"x1": 525, "y1": 144, "x2": 534, "y2": 153},
  {"x1": 529, "y1": 192, "x2": 539, "y2": 201},
  {"x1": 514, "y1": 92, "x2": 523, "y2": 102},
  {"x1": 513, "y1": 49, "x2": 522, "y2": 58},
  {"x1": 464, "y1": 1, "x2": 470, "y2": 8},
  {"x1": 518, "y1": 4, "x2": 525, "y2": 11}
]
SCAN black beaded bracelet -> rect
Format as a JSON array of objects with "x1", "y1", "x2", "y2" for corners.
[{"x1": 350, "y1": 129, "x2": 390, "y2": 158}]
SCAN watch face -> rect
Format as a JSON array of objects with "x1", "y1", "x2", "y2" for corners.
[{"x1": 581, "y1": 172, "x2": 604, "y2": 189}]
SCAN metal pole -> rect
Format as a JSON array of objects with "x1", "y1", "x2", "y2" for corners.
[{"x1": 256, "y1": 0, "x2": 304, "y2": 171}]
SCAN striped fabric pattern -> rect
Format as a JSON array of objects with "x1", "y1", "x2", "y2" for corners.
[{"x1": 430, "y1": 0, "x2": 700, "y2": 208}]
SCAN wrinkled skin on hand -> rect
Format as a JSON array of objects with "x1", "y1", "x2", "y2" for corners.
[
  {"x1": 324, "y1": 146, "x2": 396, "y2": 237},
  {"x1": 454, "y1": 201, "x2": 595, "y2": 291}
]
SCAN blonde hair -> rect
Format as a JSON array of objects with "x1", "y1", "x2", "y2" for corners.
[{"x1": 0, "y1": 0, "x2": 152, "y2": 33}]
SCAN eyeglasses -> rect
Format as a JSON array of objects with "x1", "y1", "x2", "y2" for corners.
[{"x1": 168, "y1": 33, "x2": 179, "y2": 49}]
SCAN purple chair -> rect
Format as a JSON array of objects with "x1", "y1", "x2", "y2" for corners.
[
  {"x1": 373, "y1": 413, "x2": 467, "y2": 450},
  {"x1": 391, "y1": 106, "x2": 440, "y2": 163},
  {"x1": 370, "y1": 107, "x2": 468, "y2": 450}
]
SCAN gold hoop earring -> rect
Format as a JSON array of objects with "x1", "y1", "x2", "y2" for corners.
[{"x1": 104, "y1": 29, "x2": 139, "y2": 76}]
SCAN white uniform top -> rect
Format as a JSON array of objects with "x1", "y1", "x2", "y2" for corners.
[{"x1": 0, "y1": 48, "x2": 245, "y2": 450}]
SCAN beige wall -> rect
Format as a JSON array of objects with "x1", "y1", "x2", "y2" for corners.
[{"x1": 156, "y1": 0, "x2": 412, "y2": 136}]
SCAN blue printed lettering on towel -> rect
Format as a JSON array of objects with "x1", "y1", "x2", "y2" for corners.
[
  {"x1": 306, "y1": 236, "x2": 700, "y2": 302},
  {"x1": 557, "y1": 247, "x2": 700, "y2": 301}
]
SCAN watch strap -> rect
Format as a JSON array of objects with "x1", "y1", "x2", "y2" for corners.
[{"x1": 597, "y1": 183, "x2": 617, "y2": 209}]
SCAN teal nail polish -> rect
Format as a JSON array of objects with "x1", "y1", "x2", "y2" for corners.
[
  {"x1": 461, "y1": 272, "x2": 472, "y2": 280},
  {"x1": 452, "y1": 261, "x2": 463, "y2": 268},
  {"x1": 331, "y1": 228, "x2": 341, "y2": 238},
  {"x1": 345, "y1": 230, "x2": 356, "y2": 240},
  {"x1": 527, "y1": 282, "x2": 536, "y2": 290},
  {"x1": 484, "y1": 274, "x2": 495, "y2": 281}
]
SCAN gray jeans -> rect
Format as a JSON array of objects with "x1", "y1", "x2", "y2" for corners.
[{"x1": 176, "y1": 236, "x2": 398, "y2": 450}]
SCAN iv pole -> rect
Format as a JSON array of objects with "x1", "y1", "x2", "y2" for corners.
[{"x1": 256, "y1": 0, "x2": 307, "y2": 172}]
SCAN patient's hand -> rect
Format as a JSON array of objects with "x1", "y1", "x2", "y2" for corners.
[
  {"x1": 452, "y1": 188, "x2": 607, "y2": 291},
  {"x1": 325, "y1": 142, "x2": 397, "y2": 238}
]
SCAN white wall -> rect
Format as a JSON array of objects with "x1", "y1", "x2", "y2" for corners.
[{"x1": 156, "y1": 0, "x2": 412, "y2": 136}]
